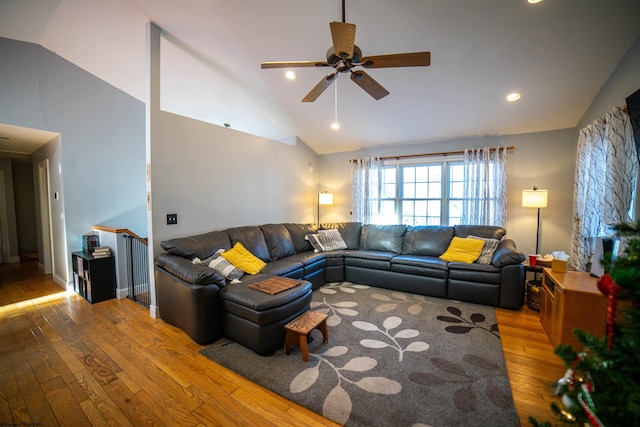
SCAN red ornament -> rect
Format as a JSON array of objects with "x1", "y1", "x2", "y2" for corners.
[{"x1": 597, "y1": 274, "x2": 622, "y2": 352}]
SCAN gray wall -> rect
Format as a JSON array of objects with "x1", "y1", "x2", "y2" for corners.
[
  {"x1": 319, "y1": 129, "x2": 576, "y2": 257},
  {"x1": 2, "y1": 30, "x2": 638, "y2": 287},
  {"x1": 149, "y1": 109, "x2": 321, "y2": 255},
  {"x1": 318, "y1": 34, "x2": 640, "y2": 258},
  {"x1": 578, "y1": 35, "x2": 640, "y2": 130},
  {"x1": 0, "y1": 37, "x2": 146, "y2": 285}
]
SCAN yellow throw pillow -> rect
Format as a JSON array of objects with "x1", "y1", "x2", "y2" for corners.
[
  {"x1": 221, "y1": 242, "x2": 267, "y2": 274},
  {"x1": 439, "y1": 236, "x2": 486, "y2": 263}
]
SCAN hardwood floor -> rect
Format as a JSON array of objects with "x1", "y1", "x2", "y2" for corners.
[{"x1": 0, "y1": 261, "x2": 565, "y2": 426}]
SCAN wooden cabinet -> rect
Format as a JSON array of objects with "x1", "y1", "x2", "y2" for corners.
[
  {"x1": 540, "y1": 268, "x2": 608, "y2": 348},
  {"x1": 72, "y1": 251, "x2": 116, "y2": 304}
]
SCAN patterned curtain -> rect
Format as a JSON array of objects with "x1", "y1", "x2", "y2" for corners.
[
  {"x1": 570, "y1": 106, "x2": 637, "y2": 271},
  {"x1": 462, "y1": 147, "x2": 508, "y2": 226},
  {"x1": 351, "y1": 157, "x2": 381, "y2": 223}
]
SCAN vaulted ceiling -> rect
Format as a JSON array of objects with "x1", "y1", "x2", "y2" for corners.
[{"x1": 1, "y1": 0, "x2": 639, "y2": 155}]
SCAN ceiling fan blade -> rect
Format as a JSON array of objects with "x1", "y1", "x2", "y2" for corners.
[
  {"x1": 330, "y1": 21, "x2": 356, "y2": 59},
  {"x1": 350, "y1": 70, "x2": 389, "y2": 100},
  {"x1": 360, "y1": 52, "x2": 431, "y2": 68},
  {"x1": 261, "y1": 61, "x2": 330, "y2": 69},
  {"x1": 302, "y1": 73, "x2": 338, "y2": 102}
]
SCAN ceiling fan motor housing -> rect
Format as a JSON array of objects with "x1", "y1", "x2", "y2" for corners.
[{"x1": 326, "y1": 45, "x2": 362, "y2": 72}]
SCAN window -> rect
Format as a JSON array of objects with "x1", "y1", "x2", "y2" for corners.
[{"x1": 372, "y1": 160, "x2": 467, "y2": 226}]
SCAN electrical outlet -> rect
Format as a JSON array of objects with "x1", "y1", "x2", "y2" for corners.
[{"x1": 167, "y1": 213, "x2": 177, "y2": 225}]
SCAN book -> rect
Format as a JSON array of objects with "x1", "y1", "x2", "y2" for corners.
[
  {"x1": 92, "y1": 246, "x2": 111, "y2": 257},
  {"x1": 92, "y1": 252, "x2": 111, "y2": 258}
]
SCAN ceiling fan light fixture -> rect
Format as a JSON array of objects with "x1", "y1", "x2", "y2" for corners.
[
  {"x1": 506, "y1": 92, "x2": 521, "y2": 102},
  {"x1": 285, "y1": 71, "x2": 296, "y2": 80}
]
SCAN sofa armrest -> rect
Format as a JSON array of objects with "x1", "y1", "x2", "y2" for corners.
[
  {"x1": 492, "y1": 239, "x2": 526, "y2": 267},
  {"x1": 155, "y1": 253, "x2": 226, "y2": 286}
]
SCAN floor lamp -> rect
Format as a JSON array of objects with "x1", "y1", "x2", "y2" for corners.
[
  {"x1": 318, "y1": 191, "x2": 334, "y2": 226},
  {"x1": 522, "y1": 186, "x2": 548, "y2": 255}
]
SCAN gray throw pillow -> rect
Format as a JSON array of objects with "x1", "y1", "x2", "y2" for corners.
[
  {"x1": 305, "y1": 229, "x2": 348, "y2": 253},
  {"x1": 193, "y1": 249, "x2": 244, "y2": 282},
  {"x1": 468, "y1": 235, "x2": 500, "y2": 264}
]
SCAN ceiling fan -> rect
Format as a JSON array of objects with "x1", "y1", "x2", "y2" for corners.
[{"x1": 260, "y1": 0, "x2": 431, "y2": 102}]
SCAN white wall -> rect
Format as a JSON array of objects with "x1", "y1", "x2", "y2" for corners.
[
  {"x1": 319, "y1": 130, "x2": 576, "y2": 257},
  {"x1": 0, "y1": 37, "x2": 146, "y2": 285}
]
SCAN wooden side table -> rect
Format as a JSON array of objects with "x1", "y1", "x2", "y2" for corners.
[
  {"x1": 539, "y1": 268, "x2": 607, "y2": 348},
  {"x1": 284, "y1": 311, "x2": 328, "y2": 361}
]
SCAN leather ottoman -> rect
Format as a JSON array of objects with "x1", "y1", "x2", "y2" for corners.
[{"x1": 219, "y1": 276, "x2": 312, "y2": 355}]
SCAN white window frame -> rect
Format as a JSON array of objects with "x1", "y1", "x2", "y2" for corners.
[{"x1": 374, "y1": 156, "x2": 467, "y2": 226}]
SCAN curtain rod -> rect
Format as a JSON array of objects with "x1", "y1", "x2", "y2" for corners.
[{"x1": 349, "y1": 146, "x2": 514, "y2": 163}]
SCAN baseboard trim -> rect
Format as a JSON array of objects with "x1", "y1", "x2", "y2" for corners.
[{"x1": 149, "y1": 304, "x2": 159, "y2": 318}]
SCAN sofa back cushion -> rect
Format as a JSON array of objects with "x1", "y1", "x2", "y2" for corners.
[
  {"x1": 160, "y1": 231, "x2": 231, "y2": 260},
  {"x1": 402, "y1": 226, "x2": 454, "y2": 256},
  {"x1": 283, "y1": 223, "x2": 317, "y2": 252},
  {"x1": 454, "y1": 225, "x2": 506, "y2": 240},
  {"x1": 260, "y1": 223, "x2": 296, "y2": 260},
  {"x1": 224, "y1": 226, "x2": 272, "y2": 262},
  {"x1": 321, "y1": 222, "x2": 362, "y2": 249},
  {"x1": 359, "y1": 224, "x2": 407, "y2": 254}
]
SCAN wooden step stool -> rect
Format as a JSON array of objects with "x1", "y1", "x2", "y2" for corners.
[{"x1": 284, "y1": 311, "x2": 328, "y2": 361}]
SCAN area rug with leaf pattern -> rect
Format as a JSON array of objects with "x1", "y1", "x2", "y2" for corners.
[{"x1": 199, "y1": 282, "x2": 518, "y2": 427}]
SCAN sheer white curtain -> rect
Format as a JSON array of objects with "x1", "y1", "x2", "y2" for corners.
[
  {"x1": 570, "y1": 106, "x2": 637, "y2": 271},
  {"x1": 462, "y1": 146, "x2": 507, "y2": 226},
  {"x1": 351, "y1": 157, "x2": 381, "y2": 223}
]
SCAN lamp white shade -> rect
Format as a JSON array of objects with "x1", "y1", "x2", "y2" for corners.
[
  {"x1": 319, "y1": 193, "x2": 334, "y2": 205},
  {"x1": 522, "y1": 188, "x2": 548, "y2": 208}
]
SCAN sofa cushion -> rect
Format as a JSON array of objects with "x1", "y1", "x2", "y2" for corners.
[
  {"x1": 283, "y1": 223, "x2": 317, "y2": 252},
  {"x1": 160, "y1": 230, "x2": 231, "y2": 260},
  {"x1": 155, "y1": 253, "x2": 225, "y2": 286},
  {"x1": 281, "y1": 252, "x2": 326, "y2": 267},
  {"x1": 225, "y1": 226, "x2": 272, "y2": 262},
  {"x1": 454, "y1": 225, "x2": 506, "y2": 240},
  {"x1": 306, "y1": 229, "x2": 348, "y2": 252},
  {"x1": 260, "y1": 223, "x2": 296, "y2": 260},
  {"x1": 260, "y1": 258, "x2": 304, "y2": 277},
  {"x1": 492, "y1": 239, "x2": 526, "y2": 267},
  {"x1": 468, "y1": 235, "x2": 500, "y2": 264},
  {"x1": 391, "y1": 254, "x2": 449, "y2": 271},
  {"x1": 221, "y1": 242, "x2": 267, "y2": 274},
  {"x1": 447, "y1": 262, "x2": 501, "y2": 284},
  {"x1": 440, "y1": 236, "x2": 485, "y2": 263},
  {"x1": 320, "y1": 222, "x2": 362, "y2": 249},
  {"x1": 359, "y1": 224, "x2": 407, "y2": 254},
  {"x1": 402, "y1": 226, "x2": 454, "y2": 256}
]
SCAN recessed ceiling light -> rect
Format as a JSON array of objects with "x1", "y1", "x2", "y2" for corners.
[
  {"x1": 506, "y1": 92, "x2": 521, "y2": 102},
  {"x1": 528, "y1": 0, "x2": 543, "y2": 4},
  {"x1": 285, "y1": 71, "x2": 296, "y2": 80}
]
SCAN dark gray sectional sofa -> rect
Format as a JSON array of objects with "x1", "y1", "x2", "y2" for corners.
[{"x1": 154, "y1": 222, "x2": 525, "y2": 351}]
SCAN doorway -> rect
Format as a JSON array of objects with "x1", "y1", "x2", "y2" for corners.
[
  {"x1": 0, "y1": 171, "x2": 10, "y2": 263},
  {"x1": 38, "y1": 159, "x2": 53, "y2": 274}
]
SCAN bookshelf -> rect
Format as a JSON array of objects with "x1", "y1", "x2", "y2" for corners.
[{"x1": 71, "y1": 251, "x2": 116, "y2": 303}]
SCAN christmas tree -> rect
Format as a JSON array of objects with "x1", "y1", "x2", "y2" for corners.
[{"x1": 530, "y1": 221, "x2": 640, "y2": 427}]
